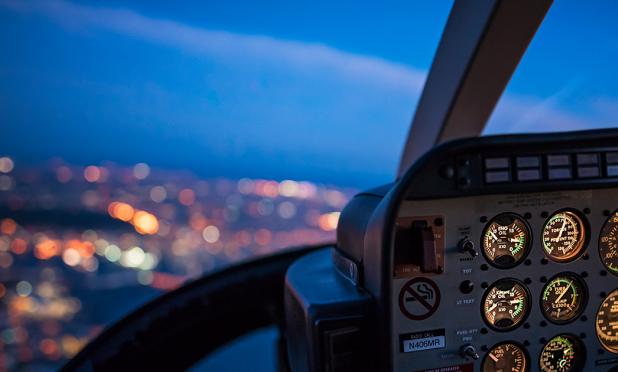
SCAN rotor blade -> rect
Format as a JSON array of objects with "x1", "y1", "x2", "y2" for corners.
[{"x1": 397, "y1": 0, "x2": 553, "y2": 177}]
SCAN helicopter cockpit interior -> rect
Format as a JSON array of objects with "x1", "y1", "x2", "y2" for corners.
[{"x1": 37, "y1": 0, "x2": 618, "y2": 371}]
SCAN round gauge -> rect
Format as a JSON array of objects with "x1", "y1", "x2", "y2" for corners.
[
  {"x1": 541, "y1": 273, "x2": 587, "y2": 324},
  {"x1": 599, "y1": 211, "x2": 618, "y2": 275},
  {"x1": 542, "y1": 210, "x2": 587, "y2": 262},
  {"x1": 482, "y1": 213, "x2": 531, "y2": 269},
  {"x1": 539, "y1": 334, "x2": 585, "y2": 372},
  {"x1": 482, "y1": 278, "x2": 530, "y2": 331},
  {"x1": 596, "y1": 289, "x2": 618, "y2": 353},
  {"x1": 482, "y1": 342, "x2": 528, "y2": 372}
]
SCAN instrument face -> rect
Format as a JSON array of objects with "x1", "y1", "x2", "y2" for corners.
[
  {"x1": 596, "y1": 289, "x2": 618, "y2": 354},
  {"x1": 482, "y1": 213, "x2": 531, "y2": 269},
  {"x1": 540, "y1": 273, "x2": 587, "y2": 324},
  {"x1": 599, "y1": 211, "x2": 618, "y2": 275},
  {"x1": 542, "y1": 210, "x2": 587, "y2": 263},
  {"x1": 482, "y1": 279, "x2": 530, "y2": 331},
  {"x1": 482, "y1": 342, "x2": 528, "y2": 372},
  {"x1": 539, "y1": 334, "x2": 585, "y2": 372}
]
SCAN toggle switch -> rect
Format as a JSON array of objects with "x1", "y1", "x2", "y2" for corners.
[
  {"x1": 460, "y1": 344, "x2": 479, "y2": 360},
  {"x1": 458, "y1": 238, "x2": 477, "y2": 258}
]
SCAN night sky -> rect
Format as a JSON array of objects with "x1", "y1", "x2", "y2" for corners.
[{"x1": 1, "y1": 0, "x2": 617, "y2": 188}]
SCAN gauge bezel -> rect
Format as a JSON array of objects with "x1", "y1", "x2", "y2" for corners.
[
  {"x1": 595, "y1": 288, "x2": 618, "y2": 354},
  {"x1": 598, "y1": 210, "x2": 618, "y2": 276},
  {"x1": 538, "y1": 333, "x2": 586, "y2": 372},
  {"x1": 481, "y1": 278, "x2": 531, "y2": 332},
  {"x1": 541, "y1": 208, "x2": 590, "y2": 263},
  {"x1": 539, "y1": 272, "x2": 588, "y2": 325},
  {"x1": 482, "y1": 340, "x2": 530, "y2": 372},
  {"x1": 481, "y1": 212, "x2": 533, "y2": 269}
]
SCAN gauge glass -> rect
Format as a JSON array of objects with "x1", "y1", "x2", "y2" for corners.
[
  {"x1": 482, "y1": 213, "x2": 531, "y2": 269},
  {"x1": 542, "y1": 210, "x2": 587, "y2": 262},
  {"x1": 541, "y1": 273, "x2": 587, "y2": 324},
  {"x1": 482, "y1": 342, "x2": 528, "y2": 372},
  {"x1": 482, "y1": 279, "x2": 530, "y2": 331},
  {"x1": 596, "y1": 289, "x2": 618, "y2": 354},
  {"x1": 599, "y1": 212, "x2": 618, "y2": 275},
  {"x1": 539, "y1": 334, "x2": 585, "y2": 372}
]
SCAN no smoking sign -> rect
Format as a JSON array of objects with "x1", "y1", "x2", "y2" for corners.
[{"x1": 398, "y1": 277, "x2": 441, "y2": 320}]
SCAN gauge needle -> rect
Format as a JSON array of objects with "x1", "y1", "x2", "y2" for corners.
[
  {"x1": 555, "y1": 281, "x2": 573, "y2": 303},
  {"x1": 556, "y1": 220, "x2": 567, "y2": 242},
  {"x1": 490, "y1": 231, "x2": 498, "y2": 241},
  {"x1": 489, "y1": 353, "x2": 499, "y2": 363},
  {"x1": 486, "y1": 303, "x2": 498, "y2": 313}
]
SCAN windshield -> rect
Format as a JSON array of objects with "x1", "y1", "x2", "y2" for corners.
[
  {"x1": 0, "y1": 1, "x2": 452, "y2": 369},
  {"x1": 485, "y1": 0, "x2": 618, "y2": 135}
]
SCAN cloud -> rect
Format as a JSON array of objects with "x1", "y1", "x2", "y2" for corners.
[
  {"x1": 1, "y1": 0, "x2": 616, "y2": 163},
  {"x1": 0, "y1": 0, "x2": 426, "y2": 94}
]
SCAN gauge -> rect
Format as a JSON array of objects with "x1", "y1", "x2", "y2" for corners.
[
  {"x1": 542, "y1": 210, "x2": 587, "y2": 262},
  {"x1": 482, "y1": 342, "x2": 528, "y2": 372},
  {"x1": 541, "y1": 273, "x2": 587, "y2": 324},
  {"x1": 482, "y1": 213, "x2": 531, "y2": 269},
  {"x1": 539, "y1": 334, "x2": 585, "y2": 372},
  {"x1": 482, "y1": 278, "x2": 530, "y2": 331},
  {"x1": 599, "y1": 211, "x2": 618, "y2": 275},
  {"x1": 596, "y1": 289, "x2": 618, "y2": 353}
]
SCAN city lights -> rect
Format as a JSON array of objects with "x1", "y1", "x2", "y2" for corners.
[{"x1": 0, "y1": 159, "x2": 354, "y2": 369}]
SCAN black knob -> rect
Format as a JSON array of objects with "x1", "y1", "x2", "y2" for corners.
[
  {"x1": 458, "y1": 239, "x2": 477, "y2": 258},
  {"x1": 459, "y1": 280, "x2": 474, "y2": 294},
  {"x1": 460, "y1": 344, "x2": 479, "y2": 360}
]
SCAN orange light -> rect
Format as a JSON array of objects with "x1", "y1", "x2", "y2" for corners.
[
  {"x1": 35, "y1": 239, "x2": 60, "y2": 260},
  {"x1": 83, "y1": 166, "x2": 101, "y2": 183},
  {"x1": 114, "y1": 202, "x2": 134, "y2": 222},
  {"x1": 10, "y1": 238, "x2": 27, "y2": 255},
  {"x1": 132, "y1": 211, "x2": 159, "y2": 235},
  {"x1": 0, "y1": 218, "x2": 17, "y2": 235},
  {"x1": 189, "y1": 213, "x2": 208, "y2": 231},
  {"x1": 107, "y1": 202, "x2": 118, "y2": 216},
  {"x1": 40, "y1": 338, "x2": 59, "y2": 357},
  {"x1": 318, "y1": 212, "x2": 340, "y2": 231},
  {"x1": 254, "y1": 229, "x2": 272, "y2": 246},
  {"x1": 178, "y1": 188, "x2": 195, "y2": 206},
  {"x1": 56, "y1": 166, "x2": 72, "y2": 183}
]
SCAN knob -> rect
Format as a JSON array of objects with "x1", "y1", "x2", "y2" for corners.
[
  {"x1": 459, "y1": 280, "x2": 474, "y2": 294},
  {"x1": 460, "y1": 344, "x2": 479, "y2": 360},
  {"x1": 458, "y1": 238, "x2": 477, "y2": 258}
]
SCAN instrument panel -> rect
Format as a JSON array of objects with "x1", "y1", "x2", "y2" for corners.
[{"x1": 393, "y1": 189, "x2": 618, "y2": 372}]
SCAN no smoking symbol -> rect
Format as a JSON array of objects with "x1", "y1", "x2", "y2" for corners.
[{"x1": 398, "y1": 277, "x2": 441, "y2": 320}]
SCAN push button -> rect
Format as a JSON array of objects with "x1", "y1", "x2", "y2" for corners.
[
  {"x1": 577, "y1": 166, "x2": 600, "y2": 178},
  {"x1": 548, "y1": 167, "x2": 572, "y2": 180},
  {"x1": 547, "y1": 154, "x2": 570, "y2": 167},
  {"x1": 485, "y1": 171, "x2": 510, "y2": 184},
  {"x1": 484, "y1": 157, "x2": 509, "y2": 169},
  {"x1": 576, "y1": 153, "x2": 599, "y2": 165},
  {"x1": 516, "y1": 156, "x2": 540, "y2": 168}
]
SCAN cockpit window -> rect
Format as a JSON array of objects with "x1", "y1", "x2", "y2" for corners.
[
  {"x1": 484, "y1": 1, "x2": 618, "y2": 135},
  {"x1": 0, "y1": 1, "x2": 452, "y2": 369}
]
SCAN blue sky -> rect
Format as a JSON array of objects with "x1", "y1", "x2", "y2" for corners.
[{"x1": 1, "y1": 0, "x2": 617, "y2": 188}]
